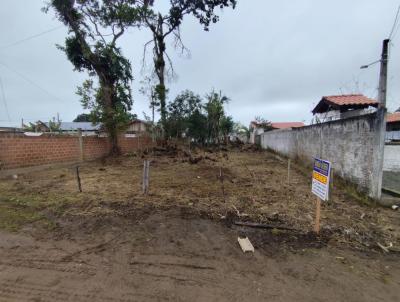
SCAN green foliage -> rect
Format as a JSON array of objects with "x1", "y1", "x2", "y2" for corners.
[
  {"x1": 205, "y1": 90, "x2": 229, "y2": 143},
  {"x1": 165, "y1": 90, "x2": 202, "y2": 138},
  {"x1": 165, "y1": 89, "x2": 235, "y2": 144},
  {"x1": 73, "y1": 113, "x2": 92, "y2": 122},
  {"x1": 140, "y1": 0, "x2": 237, "y2": 135},
  {"x1": 76, "y1": 79, "x2": 132, "y2": 133},
  {"x1": 23, "y1": 122, "x2": 38, "y2": 132},
  {"x1": 233, "y1": 122, "x2": 250, "y2": 138},
  {"x1": 48, "y1": 118, "x2": 62, "y2": 132},
  {"x1": 254, "y1": 116, "x2": 273, "y2": 130},
  {"x1": 187, "y1": 109, "x2": 208, "y2": 143},
  {"x1": 47, "y1": 0, "x2": 142, "y2": 154},
  {"x1": 220, "y1": 115, "x2": 234, "y2": 138}
]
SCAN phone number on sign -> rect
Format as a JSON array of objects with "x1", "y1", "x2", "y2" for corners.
[{"x1": 313, "y1": 171, "x2": 327, "y2": 184}]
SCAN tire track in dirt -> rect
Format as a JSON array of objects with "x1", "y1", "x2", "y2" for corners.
[
  {"x1": 0, "y1": 279, "x2": 155, "y2": 302},
  {"x1": 0, "y1": 257, "x2": 96, "y2": 276},
  {"x1": 128, "y1": 253, "x2": 231, "y2": 291}
]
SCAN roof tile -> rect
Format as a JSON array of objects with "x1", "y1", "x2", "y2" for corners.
[
  {"x1": 271, "y1": 122, "x2": 304, "y2": 129},
  {"x1": 323, "y1": 94, "x2": 378, "y2": 106},
  {"x1": 387, "y1": 112, "x2": 400, "y2": 123}
]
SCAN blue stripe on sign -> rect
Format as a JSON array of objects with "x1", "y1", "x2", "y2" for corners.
[{"x1": 313, "y1": 158, "x2": 330, "y2": 176}]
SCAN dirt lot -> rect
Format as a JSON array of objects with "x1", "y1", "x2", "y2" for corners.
[{"x1": 0, "y1": 146, "x2": 399, "y2": 301}]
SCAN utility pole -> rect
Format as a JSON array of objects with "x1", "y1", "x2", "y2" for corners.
[
  {"x1": 377, "y1": 39, "x2": 389, "y2": 108},
  {"x1": 374, "y1": 39, "x2": 390, "y2": 200}
]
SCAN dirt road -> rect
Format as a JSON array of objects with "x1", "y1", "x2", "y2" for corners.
[{"x1": 0, "y1": 208, "x2": 399, "y2": 302}]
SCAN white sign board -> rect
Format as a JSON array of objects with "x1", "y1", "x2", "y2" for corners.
[{"x1": 311, "y1": 158, "x2": 331, "y2": 201}]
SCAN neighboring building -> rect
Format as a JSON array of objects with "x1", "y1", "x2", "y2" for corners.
[
  {"x1": 125, "y1": 119, "x2": 149, "y2": 136},
  {"x1": 249, "y1": 121, "x2": 304, "y2": 144},
  {"x1": 22, "y1": 119, "x2": 150, "y2": 137},
  {"x1": 311, "y1": 94, "x2": 379, "y2": 123},
  {"x1": 42, "y1": 121, "x2": 102, "y2": 135},
  {"x1": 270, "y1": 122, "x2": 305, "y2": 129},
  {"x1": 0, "y1": 126, "x2": 23, "y2": 132},
  {"x1": 386, "y1": 111, "x2": 400, "y2": 142}
]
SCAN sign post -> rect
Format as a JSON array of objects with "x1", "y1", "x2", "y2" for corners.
[{"x1": 311, "y1": 158, "x2": 331, "y2": 234}]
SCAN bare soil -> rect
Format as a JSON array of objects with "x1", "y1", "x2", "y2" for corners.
[{"x1": 0, "y1": 146, "x2": 399, "y2": 301}]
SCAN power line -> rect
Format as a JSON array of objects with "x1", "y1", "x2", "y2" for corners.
[
  {"x1": 391, "y1": 17, "x2": 400, "y2": 41},
  {"x1": 0, "y1": 76, "x2": 11, "y2": 122},
  {"x1": 389, "y1": 4, "x2": 400, "y2": 40},
  {"x1": 0, "y1": 25, "x2": 63, "y2": 51},
  {"x1": 0, "y1": 61, "x2": 66, "y2": 103}
]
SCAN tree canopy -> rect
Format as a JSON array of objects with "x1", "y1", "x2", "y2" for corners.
[
  {"x1": 165, "y1": 89, "x2": 234, "y2": 144},
  {"x1": 140, "y1": 0, "x2": 237, "y2": 136},
  {"x1": 46, "y1": 0, "x2": 142, "y2": 154},
  {"x1": 73, "y1": 113, "x2": 91, "y2": 122}
]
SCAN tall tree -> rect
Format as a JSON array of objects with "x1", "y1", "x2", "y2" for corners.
[
  {"x1": 205, "y1": 90, "x2": 229, "y2": 144},
  {"x1": 165, "y1": 90, "x2": 202, "y2": 138},
  {"x1": 139, "y1": 76, "x2": 159, "y2": 124},
  {"x1": 140, "y1": 0, "x2": 236, "y2": 135},
  {"x1": 45, "y1": 0, "x2": 141, "y2": 154}
]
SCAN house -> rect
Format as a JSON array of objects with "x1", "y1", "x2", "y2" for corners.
[
  {"x1": 22, "y1": 121, "x2": 101, "y2": 135},
  {"x1": 44, "y1": 121, "x2": 101, "y2": 135},
  {"x1": 311, "y1": 94, "x2": 379, "y2": 123},
  {"x1": 270, "y1": 122, "x2": 305, "y2": 129},
  {"x1": 249, "y1": 121, "x2": 304, "y2": 144},
  {"x1": 0, "y1": 122, "x2": 23, "y2": 132},
  {"x1": 386, "y1": 111, "x2": 400, "y2": 142},
  {"x1": 125, "y1": 119, "x2": 149, "y2": 137}
]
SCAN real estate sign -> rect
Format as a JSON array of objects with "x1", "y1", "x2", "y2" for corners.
[{"x1": 312, "y1": 158, "x2": 331, "y2": 201}]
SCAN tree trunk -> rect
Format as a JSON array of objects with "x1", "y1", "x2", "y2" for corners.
[
  {"x1": 154, "y1": 14, "x2": 167, "y2": 138},
  {"x1": 102, "y1": 80, "x2": 121, "y2": 156}
]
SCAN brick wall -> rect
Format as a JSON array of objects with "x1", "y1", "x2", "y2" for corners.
[
  {"x1": 0, "y1": 133, "x2": 154, "y2": 170},
  {"x1": 82, "y1": 136, "x2": 110, "y2": 161},
  {"x1": 119, "y1": 135, "x2": 153, "y2": 154}
]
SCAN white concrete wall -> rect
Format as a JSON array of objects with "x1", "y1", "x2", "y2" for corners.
[
  {"x1": 260, "y1": 111, "x2": 385, "y2": 198},
  {"x1": 383, "y1": 145, "x2": 400, "y2": 171}
]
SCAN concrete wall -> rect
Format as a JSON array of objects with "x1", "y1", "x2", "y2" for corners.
[
  {"x1": 383, "y1": 144, "x2": 400, "y2": 171},
  {"x1": 260, "y1": 111, "x2": 385, "y2": 198}
]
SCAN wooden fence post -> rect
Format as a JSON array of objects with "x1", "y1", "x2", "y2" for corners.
[
  {"x1": 142, "y1": 160, "x2": 150, "y2": 194},
  {"x1": 76, "y1": 166, "x2": 82, "y2": 192},
  {"x1": 314, "y1": 197, "x2": 321, "y2": 234}
]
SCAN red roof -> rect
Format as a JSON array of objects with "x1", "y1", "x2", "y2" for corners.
[
  {"x1": 323, "y1": 94, "x2": 378, "y2": 106},
  {"x1": 271, "y1": 122, "x2": 304, "y2": 129},
  {"x1": 387, "y1": 112, "x2": 400, "y2": 123},
  {"x1": 312, "y1": 94, "x2": 379, "y2": 114}
]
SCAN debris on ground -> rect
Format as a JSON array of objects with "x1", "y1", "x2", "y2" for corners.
[
  {"x1": 0, "y1": 146, "x2": 399, "y2": 252},
  {"x1": 377, "y1": 242, "x2": 392, "y2": 253},
  {"x1": 238, "y1": 237, "x2": 255, "y2": 253}
]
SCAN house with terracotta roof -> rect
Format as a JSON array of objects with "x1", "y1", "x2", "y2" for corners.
[
  {"x1": 249, "y1": 120, "x2": 304, "y2": 144},
  {"x1": 311, "y1": 94, "x2": 379, "y2": 123},
  {"x1": 386, "y1": 110, "x2": 400, "y2": 141}
]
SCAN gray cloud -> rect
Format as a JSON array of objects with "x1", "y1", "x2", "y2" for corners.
[{"x1": 0, "y1": 0, "x2": 398, "y2": 127}]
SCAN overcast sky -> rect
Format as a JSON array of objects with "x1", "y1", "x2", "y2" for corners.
[{"x1": 0, "y1": 0, "x2": 399, "y2": 127}]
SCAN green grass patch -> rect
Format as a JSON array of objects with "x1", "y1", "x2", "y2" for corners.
[{"x1": 0, "y1": 194, "x2": 59, "y2": 232}]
